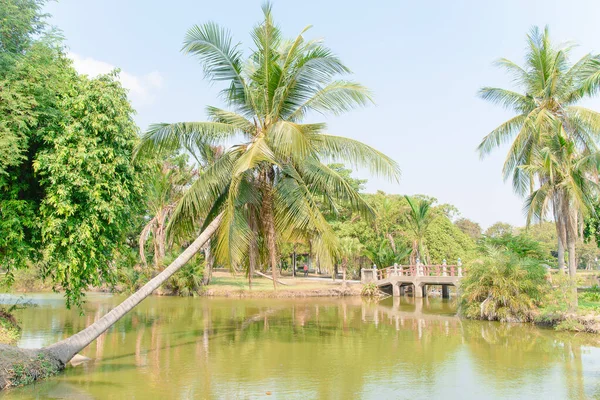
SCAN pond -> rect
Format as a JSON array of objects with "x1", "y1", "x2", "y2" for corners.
[{"x1": 1, "y1": 294, "x2": 599, "y2": 399}]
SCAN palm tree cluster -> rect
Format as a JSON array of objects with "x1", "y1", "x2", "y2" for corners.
[
  {"x1": 137, "y1": 4, "x2": 400, "y2": 289},
  {"x1": 479, "y1": 26, "x2": 600, "y2": 305}
]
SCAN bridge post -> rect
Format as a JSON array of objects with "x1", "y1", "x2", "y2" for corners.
[
  {"x1": 442, "y1": 285, "x2": 450, "y2": 299},
  {"x1": 414, "y1": 283, "x2": 425, "y2": 298},
  {"x1": 392, "y1": 283, "x2": 400, "y2": 297}
]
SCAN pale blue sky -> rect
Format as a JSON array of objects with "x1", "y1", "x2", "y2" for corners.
[{"x1": 45, "y1": 0, "x2": 600, "y2": 228}]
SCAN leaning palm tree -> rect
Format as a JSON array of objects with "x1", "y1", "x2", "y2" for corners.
[
  {"x1": 137, "y1": 3, "x2": 400, "y2": 289},
  {"x1": 478, "y1": 26, "x2": 600, "y2": 271},
  {"x1": 404, "y1": 195, "x2": 434, "y2": 264},
  {"x1": 0, "y1": 4, "x2": 400, "y2": 377}
]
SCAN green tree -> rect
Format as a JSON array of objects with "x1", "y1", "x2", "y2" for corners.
[
  {"x1": 404, "y1": 195, "x2": 434, "y2": 263},
  {"x1": 478, "y1": 26, "x2": 600, "y2": 274},
  {"x1": 485, "y1": 222, "x2": 514, "y2": 238},
  {"x1": 454, "y1": 218, "x2": 482, "y2": 240},
  {"x1": 426, "y1": 217, "x2": 477, "y2": 264}
]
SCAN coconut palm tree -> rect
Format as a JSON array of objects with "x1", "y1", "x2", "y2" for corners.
[
  {"x1": 137, "y1": 4, "x2": 400, "y2": 289},
  {"x1": 404, "y1": 195, "x2": 434, "y2": 264},
  {"x1": 478, "y1": 26, "x2": 600, "y2": 271},
  {"x1": 524, "y1": 133, "x2": 600, "y2": 306}
]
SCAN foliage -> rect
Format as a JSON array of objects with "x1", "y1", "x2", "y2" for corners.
[
  {"x1": 0, "y1": 308, "x2": 20, "y2": 344},
  {"x1": 480, "y1": 233, "x2": 548, "y2": 262},
  {"x1": 459, "y1": 247, "x2": 549, "y2": 322},
  {"x1": 580, "y1": 285, "x2": 600, "y2": 302},
  {"x1": 425, "y1": 217, "x2": 477, "y2": 264},
  {"x1": 454, "y1": 218, "x2": 482, "y2": 240},
  {"x1": 484, "y1": 222, "x2": 514, "y2": 238},
  {"x1": 0, "y1": 4, "x2": 145, "y2": 307},
  {"x1": 360, "y1": 282, "x2": 379, "y2": 297},
  {"x1": 163, "y1": 253, "x2": 206, "y2": 296},
  {"x1": 362, "y1": 238, "x2": 410, "y2": 268}
]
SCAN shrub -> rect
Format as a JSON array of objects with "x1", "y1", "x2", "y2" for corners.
[
  {"x1": 459, "y1": 248, "x2": 549, "y2": 322},
  {"x1": 361, "y1": 282, "x2": 379, "y2": 297},
  {"x1": 163, "y1": 253, "x2": 205, "y2": 296}
]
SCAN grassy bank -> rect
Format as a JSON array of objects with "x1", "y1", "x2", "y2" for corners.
[{"x1": 201, "y1": 272, "x2": 362, "y2": 297}]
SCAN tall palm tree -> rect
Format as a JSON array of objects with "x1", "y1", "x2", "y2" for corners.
[
  {"x1": 138, "y1": 4, "x2": 400, "y2": 289},
  {"x1": 524, "y1": 133, "x2": 600, "y2": 306},
  {"x1": 23, "y1": 3, "x2": 400, "y2": 372},
  {"x1": 478, "y1": 26, "x2": 600, "y2": 272},
  {"x1": 404, "y1": 195, "x2": 434, "y2": 264}
]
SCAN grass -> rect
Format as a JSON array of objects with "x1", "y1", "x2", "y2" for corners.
[{"x1": 205, "y1": 271, "x2": 360, "y2": 296}]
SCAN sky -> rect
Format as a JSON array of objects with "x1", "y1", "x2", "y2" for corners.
[{"x1": 44, "y1": 0, "x2": 600, "y2": 229}]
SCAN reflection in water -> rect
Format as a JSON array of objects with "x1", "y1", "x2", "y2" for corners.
[{"x1": 0, "y1": 294, "x2": 599, "y2": 399}]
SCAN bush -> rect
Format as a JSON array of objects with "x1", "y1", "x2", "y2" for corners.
[
  {"x1": 163, "y1": 253, "x2": 205, "y2": 297},
  {"x1": 0, "y1": 308, "x2": 21, "y2": 344},
  {"x1": 361, "y1": 282, "x2": 379, "y2": 297},
  {"x1": 459, "y1": 248, "x2": 549, "y2": 322}
]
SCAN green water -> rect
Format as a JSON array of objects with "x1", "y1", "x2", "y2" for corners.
[{"x1": 1, "y1": 294, "x2": 599, "y2": 399}]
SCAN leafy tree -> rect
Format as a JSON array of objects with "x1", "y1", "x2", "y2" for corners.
[
  {"x1": 425, "y1": 217, "x2": 477, "y2": 264},
  {"x1": 0, "y1": 0, "x2": 48, "y2": 71},
  {"x1": 0, "y1": 4, "x2": 145, "y2": 307},
  {"x1": 454, "y1": 218, "x2": 482, "y2": 240},
  {"x1": 478, "y1": 26, "x2": 600, "y2": 275},
  {"x1": 484, "y1": 222, "x2": 514, "y2": 238}
]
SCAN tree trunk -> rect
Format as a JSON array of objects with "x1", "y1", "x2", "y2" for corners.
[
  {"x1": 262, "y1": 189, "x2": 278, "y2": 290},
  {"x1": 155, "y1": 211, "x2": 167, "y2": 270},
  {"x1": 292, "y1": 249, "x2": 296, "y2": 278},
  {"x1": 554, "y1": 195, "x2": 566, "y2": 272},
  {"x1": 43, "y1": 213, "x2": 223, "y2": 365},
  {"x1": 342, "y1": 259, "x2": 348, "y2": 288},
  {"x1": 202, "y1": 239, "x2": 214, "y2": 285},
  {"x1": 562, "y1": 195, "x2": 578, "y2": 310},
  {"x1": 248, "y1": 209, "x2": 259, "y2": 290}
]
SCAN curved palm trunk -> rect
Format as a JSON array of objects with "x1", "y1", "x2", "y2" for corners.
[{"x1": 44, "y1": 213, "x2": 223, "y2": 365}]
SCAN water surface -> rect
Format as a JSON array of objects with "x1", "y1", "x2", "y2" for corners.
[{"x1": 1, "y1": 294, "x2": 599, "y2": 399}]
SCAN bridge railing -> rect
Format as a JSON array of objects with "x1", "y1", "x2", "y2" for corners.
[{"x1": 376, "y1": 265, "x2": 464, "y2": 280}]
